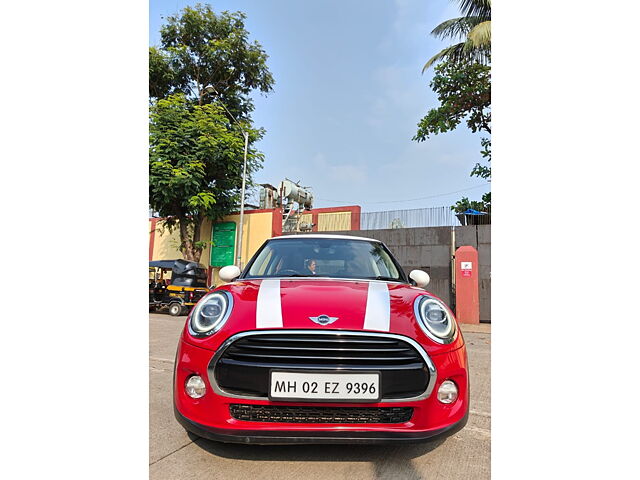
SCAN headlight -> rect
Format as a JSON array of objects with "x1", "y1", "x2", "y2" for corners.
[
  {"x1": 414, "y1": 296, "x2": 456, "y2": 343},
  {"x1": 189, "y1": 291, "x2": 233, "y2": 336}
]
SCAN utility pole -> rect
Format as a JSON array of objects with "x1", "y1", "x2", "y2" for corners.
[
  {"x1": 203, "y1": 86, "x2": 249, "y2": 270},
  {"x1": 236, "y1": 131, "x2": 249, "y2": 269}
]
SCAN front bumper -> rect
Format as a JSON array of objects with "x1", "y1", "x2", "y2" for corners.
[
  {"x1": 174, "y1": 335, "x2": 469, "y2": 445},
  {"x1": 175, "y1": 405, "x2": 468, "y2": 445}
]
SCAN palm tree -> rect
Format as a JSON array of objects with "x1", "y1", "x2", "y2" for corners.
[{"x1": 422, "y1": 0, "x2": 491, "y2": 72}]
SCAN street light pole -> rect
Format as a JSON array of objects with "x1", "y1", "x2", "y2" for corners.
[
  {"x1": 236, "y1": 131, "x2": 249, "y2": 269},
  {"x1": 203, "y1": 86, "x2": 249, "y2": 270}
]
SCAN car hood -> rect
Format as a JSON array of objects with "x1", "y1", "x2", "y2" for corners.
[{"x1": 184, "y1": 278, "x2": 464, "y2": 354}]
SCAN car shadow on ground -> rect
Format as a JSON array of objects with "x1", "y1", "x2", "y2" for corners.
[{"x1": 189, "y1": 432, "x2": 445, "y2": 479}]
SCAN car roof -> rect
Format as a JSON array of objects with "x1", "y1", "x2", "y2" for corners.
[{"x1": 269, "y1": 234, "x2": 381, "y2": 243}]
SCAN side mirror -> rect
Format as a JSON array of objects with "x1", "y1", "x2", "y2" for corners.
[
  {"x1": 409, "y1": 269, "x2": 430, "y2": 288},
  {"x1": 219, "y1": 265, "x2": 241, "y2": 283}
]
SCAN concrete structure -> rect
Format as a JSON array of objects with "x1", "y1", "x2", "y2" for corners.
[{"x1": 306, "y1": 225, "x2": 491, "y2": 322}]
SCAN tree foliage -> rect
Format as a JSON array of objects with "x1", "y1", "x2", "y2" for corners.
[
  {"x1": 149, "y1": 95, "x2": 264, "y2": 261},
  {"x1": 149, "y1": 3, "x2": 274, "y2": 114},
  {"x1": 149, "y1": 47, "x2": 179, "y2": 100},
  {"x1": 422, "y1": 0, "x2": 491, "y2": 72},
  {"x1": 471, "y1": 137, "x2": 491, "y2": 180},
  {"x1": 414, "y1": 61, "x2": 490, "y2": 140},
  {"x1": 413, "y1": 60, "x2": 491, "y2": 213},
  {"x1": 149, "y1": 4, "x2": 274, "y2": 262},
  {"x1": 418, "y1": 1, "x2": 492, "y2": 214},
  {"x1": 452, "y1": 192, "x2": 491, "y2": 213}
]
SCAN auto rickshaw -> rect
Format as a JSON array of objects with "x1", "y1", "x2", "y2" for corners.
[{"x1": 149, "y1": 260, "x2": 209, "y2": 316}]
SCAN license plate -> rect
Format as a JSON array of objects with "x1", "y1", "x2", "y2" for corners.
[{"x1": 269, "y1": 371, "x2": 380, "y2": 401}]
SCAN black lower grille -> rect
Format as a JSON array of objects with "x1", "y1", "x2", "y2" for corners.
[
  {"x1": 213, "y1": 332, "x2": 430, "y2": 400},
  {"x1": 230, "y1": 404, "x2": 413, "y2": 424}
]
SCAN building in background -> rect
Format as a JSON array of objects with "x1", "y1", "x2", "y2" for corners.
[{"x1": 149, "y1": 205, "x2": 361, "y2": 286}]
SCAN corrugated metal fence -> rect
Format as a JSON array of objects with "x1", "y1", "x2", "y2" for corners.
[{"x1": 360, "y1": 206, "x2": 457, "y2": 230}]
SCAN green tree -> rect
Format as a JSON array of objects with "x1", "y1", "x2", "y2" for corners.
[
  {"x1": 414, "y1": 61, "x2": 490, "y2": 139},
  {"x1": 452, "y1": 193, "x2": 491, "y2": 214},
  {"x1": 149, "y1": 4, "x2": 274, "y2": 262},
  {"x1": 413, "y1": 60, "x2": 491, "y2": 212},
  {"x1": 149, "y1": 94, "x2": 264, "y2": 262},
  {"x1": 149, "y1": 4, "x2": 274, "y2": 113},
  {"x1": 422, "y1": 0, "x2": 491, "y2": 72}
]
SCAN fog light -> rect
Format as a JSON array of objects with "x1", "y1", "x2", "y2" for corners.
[
  {"x1": 437, "y1": 380, "x2": 458, "y2": 404},
  {"x1": 185, "y1": 375, "x2": 206, "y2": 398}
]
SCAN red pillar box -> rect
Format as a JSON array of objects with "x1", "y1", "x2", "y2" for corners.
[{"x1": 455, "y1": 246, "x2": 480, "y2": 324}]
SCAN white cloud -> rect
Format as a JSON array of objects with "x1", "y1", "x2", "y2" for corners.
[{"x1": 311, "y1": 153, "x2": 368, "y2": 186}]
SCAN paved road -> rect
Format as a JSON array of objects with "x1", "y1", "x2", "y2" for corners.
[{"x1": 149, "y1": 313, "x2": 490, "y2": 479}]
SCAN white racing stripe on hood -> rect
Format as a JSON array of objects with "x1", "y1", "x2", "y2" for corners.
[
  {"x1": 363, "y1": 282, "x2": 390, "y2": 331},
  {"x1": 256, "y1": 279, "x2": 283, "y2": 328}
]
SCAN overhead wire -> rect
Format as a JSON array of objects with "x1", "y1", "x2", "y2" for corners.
[{"x1": 316, "y1": 182, "x2": 490, "y2": 205}]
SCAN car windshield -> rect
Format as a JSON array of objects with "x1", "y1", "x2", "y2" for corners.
[{"x1": 244, "y1": 237, "x2": 405, "y2": 282}]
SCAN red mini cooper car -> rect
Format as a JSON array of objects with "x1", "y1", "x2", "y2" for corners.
[{"x1": 174, "y1": 234, "x2": 468, "y2": 444}]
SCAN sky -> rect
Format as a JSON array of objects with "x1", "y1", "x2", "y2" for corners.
[{"x1": 149, "y1": 0, "x2": 491, "y2": 212}]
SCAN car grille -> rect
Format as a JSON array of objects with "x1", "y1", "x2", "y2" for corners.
[
  {"x1": 211, "y1": 332, "x2": 431, "y2": 400},
  {"x1": 229, "y1": 404, "x2": 413, "y2": 424}
]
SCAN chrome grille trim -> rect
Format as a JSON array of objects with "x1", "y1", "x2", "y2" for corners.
[{"x1": 207, "y1": 330, "x2": 437, "y2": 403}]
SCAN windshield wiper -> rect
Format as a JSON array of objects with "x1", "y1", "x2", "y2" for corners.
[{"x1": 367, "y1": 276, "x2": 400, "y2": 281}]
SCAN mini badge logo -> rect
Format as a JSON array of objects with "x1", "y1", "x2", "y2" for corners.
[{"x1": 309, "y1": 314, "x2": 338, "y2": 326}]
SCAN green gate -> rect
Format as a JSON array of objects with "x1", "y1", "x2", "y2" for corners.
[{"x1": 210, "y1": 221, "x2": 236, "y2": 267}]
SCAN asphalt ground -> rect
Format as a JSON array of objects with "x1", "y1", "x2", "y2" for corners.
[{"x1": 149, "y1": 313, "x2": 491, "y2": 479}]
